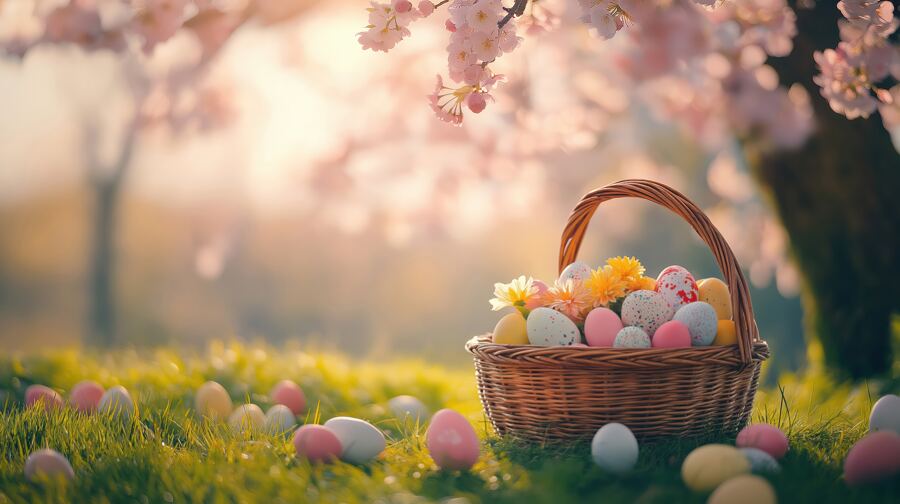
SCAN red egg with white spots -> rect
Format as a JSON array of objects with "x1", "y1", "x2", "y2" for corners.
[
  {"x1": 69, "y1": 380, "x2": 105, "y2": 413},
  {"x1": 25, "y1": 385, "x2": 64, "y2": 411},
  {"x1": 655, "y1": 266, "x2": 699, "y2": 311}
]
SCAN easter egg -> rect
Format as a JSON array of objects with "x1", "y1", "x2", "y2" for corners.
[
  {"x1": 525, "y1": 280, "x2": 549, "y2": 310},
  {"x1": 492, "y1": 312, "x2": 529, "y2": 345},
  {"x1": 613, "y1": 326, "x2": 651, "y2": 348},
  {"x1": 736, "y1": 424, "x2": 789, "y2": 459},
  {"x1": 388, "y1": 395, "x2": 430, "y2": 422},
  {"x1": 713, "y1": 320, "x2": 737, "y2": 346},
  {"x1": 681, "y1": 444, "x2": 750, "y2": 492},
  {"x1": 324, "y1": 416, "x2": 387, "y2": 464},
  {"x1": 265, "y1": 404, "x2": 296, "y2": 434},
  {"x1": 656, "y1": 265, "x2": 699, "y2": 311},
  {"x1": 25, "y1": 385, "x2": 64, "y2": 411},
  {"x1": 673, "y1": 302, "x2": 717, "y2": 346},
  {"x1": 229, "y1": 404, "x2": 266, "y2": 432},
  {"x1": 740, "y1": 447, "x2": 781, "y2": 473},
  {"x1": 843, "y1": 430, "x2": 900, "y2": 485},
  {"x1": 426, "y1": 409, "x2": 480, "y2": 470},
  {"x1": 98, "y1": 386, "x2": 135, "y2": 420},
  {"x1": 584, "y1": 307, "x2": 624, "y2": 347},
  {"x1": 69, "y1": 380, "x2": 104, "y2": 413},
  {"x1": 559, "y1": 261, "x2": 592, "y2": 284},
  {"x1": 527, "y1": 307, "x2": 581, "y2": 346},
  {"x1": 869, "y1": 394, "x2": 900, "y2": 434},
  {"x1": 621, "y1": 290, "x2": 674, "y2": 337},
  {"x1": 196, "y1": 381, "x2": 233, "y2": 419},
  {"x1": 591, "y1": 423, "x2": 639, "y2": 475},
  {"x1": 652, "y1": 320, "x2": 692, "y2": 348},
  {"x1": 707, "y1": 475, "x2": 776, "y2": 504},
  {"x1": 293, "y1": 425, "x2": 343, "y2": 463},
  {"x1": 270, "y1": 380, "x2": 306, "y2": 415},
  {"x1": 24, "y1": 449, "x2": 74, "y2": 482},
  {"x1": 697, "y1": 278, "x2": 732, "y2": 320}
]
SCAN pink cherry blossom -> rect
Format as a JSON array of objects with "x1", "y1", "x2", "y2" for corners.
[
  {"x1": 418, "y1": 1, "x2": 436, "y2": 17},
  {"x1": 467, "y1": 92, "x2": 487, "y2": 113}
]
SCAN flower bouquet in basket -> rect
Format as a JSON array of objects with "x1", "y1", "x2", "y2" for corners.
[{"x1": 465, "y1": 180, "x2": 769, "y2": 443}]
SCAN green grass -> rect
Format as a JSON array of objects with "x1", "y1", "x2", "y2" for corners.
[{"x1": 0, "y1": 341, "x2": 897, "y2": 503}]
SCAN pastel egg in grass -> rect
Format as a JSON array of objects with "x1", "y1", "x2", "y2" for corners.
[
  {"x1": 681, "y1": 444, "x2": 750, "y2": 492},
  {"x1": 270, "y1": 379, "x2": 306, "y2": 416},
  {"x1": 707, "y1": 475, "x2": 776, "y2": 504},
  {"x1": 713, "y1": 320, "x2": 737, "y2": 346},
  {"x1": 558, "y1": 261, "x2": 592, "y2": 284},
  {"x1": 673, "y1": 302, "x2": 717, "y2": 346},
  {"x1": 388, "y1": 395, "x2": 430, "y2": 422},
  {"x1": 620, "y1": 290, "x2": 674, "y2": 337},
  {"x1": 736, "y1": 424, "x2": 789, "y2": 459},
  {"x1": 740, "y1": 447, "x2": 781, "y2": 474},
  {"x1": 195, "y1": 381, "x2": 233, "y2": 419},
  {"x1": 591, "y1": 423, "x2": 639, "y2": 475},
  {"x1": 651, "y1": 320, "x2": 691, "y2": 348},
  {"x1": 697, "y1": 277, "x2": 732, "y2": 320},
  {"x1": 293, "y1": 424, "x2": 343, "y2": 463},
  {"x1": 24, "y1": 449, "x2": 74, "y2": 483},
  {"x1": 584, "y1": 307, "x2": 623, "y2": 347},
  {"x1": 265, "y1": 404, "x2": 296, "y2": 434},
  {"x1": 324, "y1": 416, "x2": 387, "y2": 464},
  {"x1": 229, "y1": 404, "x2": 266, "y2": 432},
  {"x1": 69, "y1": 380, "x2": 105, "y2": 413},
  {"x1": 98, "y1": 386, "x2": 135, "y2": 420},
  {"x1": 526, "y1": 307, "x2": 581, "y2": 346},
  {"x1": 25, "y1": 385, "x2": 64, "y2": 411},
  {"x1": 426, "y1": 409, "x2": 480, "y2": 470},
  {"x1": 655, "y1": 265, "x2": 699, "y2": 311},
  {"x1": 492, "y1": 311, "x2": 529, "y2": 345},
  {"x1": 869, "y1": 394, "x2": 900, "y2": 434},
  {"x1": 843, "y1": 430, "x2": 900, "y2": 485},
  {"x1": 613, "y1": 326, "x2": 651, "y2": 348}
]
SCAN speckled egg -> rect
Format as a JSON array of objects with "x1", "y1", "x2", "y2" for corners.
[
  {"x1": 591, "y1": 423, "x2": 639, "y2": 475},
  {"x1": 196, "y1": 381, "x2": 233, "y2": 420},
  {"x1": 559, "y1": 261, "x2": 592, "y2": 284},
  {"x1": 525, "y1": 280, "x2": 550, "y2": 310},
  {"x1": 270, "y1": 380, "x2": 306, "y2": 415},
  {"x1": 681, "y1": 444, "x2": 750, "y2": 492},
  {"x1": 25, "y1": 385, "x2": 64, "y2": 411},
  {"x1": 697, "y1": 277, "x2": 733, "y2": 320},
  {"x1": 736, "y1": 424, "x2": 789, "y2": 459},
  {"x1": 655, "y1": 265, "x2": 699, "y2": 311},
  {"x1": 24, "y1": 449, "x2": 74, "y2": 483},
  {"x1": 293, "y1": 425, "x2": 343, "y2": 463},
  {"x1": 265, "y1": 404, "x2": 296, "y2": 434},
  {"x1": 843, "y1": 430, "x2": 900, "y2": 485},
  {"x1": 98, "y1": 386, "x2": 135, "y2": 420},
  {"x1": 870, "y1": 394, "x2": 900, "y2": 434},
  {"x1": 673, "y1": 302, "x2": 718, "y2": 346},
  {"x1": 324, "y1": 416, "x2": 386, "y2": 464},
  {"x1": 584, "y1": 307, "x2": 623, "y2": 347},
  {"x1": 707, "y1": 475, "x2": 777, "y2": 504},
  {"x1": 493, "y1": 311, "x2": 529, "y2": 345},
  {"x1": 713, "y1": 320, "x2": 737, "y2": 346},
  {"x1": 740, "y1": 447, "x2": 781, "y2": 473},
  {"x1": 69, "y1": 380, "x2": 104, "y2": 414},
  {"x1": 652, "y1": 320, "x2": 692, "y2": 348},
  {"x1": 388, "y1": 395, "x2": 430, "y2": 422},
  {"x1": 426, "y1": 409, "x2": 480, "y2": 470},
  {"x1": 621, "y1": 290, "x2": 674, "y2": 337},
  {"x1": 613, "y1": 326, "x2": 651, "y2": 348},
  {"x1": 527, "y1": 307, "x2": 581, "y2": 346}
]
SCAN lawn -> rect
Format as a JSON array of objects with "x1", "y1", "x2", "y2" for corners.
[{"x1": 0, "y1": 341, "x2": 897, "y2": 503}]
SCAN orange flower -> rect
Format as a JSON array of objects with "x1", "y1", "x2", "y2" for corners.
[
  {"x1": 584, "y1": 265, "x2": 629, "y2": 307},
  {"x1": 544, "y1": 279, "x2": 592, "y2": 322},
  {"x1": 631, "y1": 275, "x2": 656, "y2": 291},
  {"x1": 606, "y1": 256, "x2": 645, "y2": 283}
]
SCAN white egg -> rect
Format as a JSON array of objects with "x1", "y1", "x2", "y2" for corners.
[
  {"x1": 527, "y1": 307, "x2": 582, "y2": 346},
  {"x1": 591, "y1": 423, "x2": 639, "y2": 475},
  {"x1": 559, "y1": 261, "x2": 593, "y2": 284},
  {"x1": 265, "y1": 404, "x2": 296, "y2": 434},
  {"x1": 24, "y1": 449, "x2": 74, "y2": 482},
  {"x1": 740, "y1": 447, "x2": 781, "y2": 473},
  {"x1": 324, "y1": 416, "x2": 386, "y2": 464},
  {"x1": 98, "y1": 386, "x2": 135, "y2": 421},
  {"x1": 621, "y1": 290, "x2": 674, "y2": 337},
  {"x1": 229, "y1": 404, "x2": 266, "y2": 433},
  {"x1": 673, "y1": 302, "x2": 718, "y2": 346},
  {"x1": 388, "y1": 395, "x2": 430, "y2": 422},
  {"x1": 870, "y1": 394, "x2": 900, "y2": 434},
  {"x1": 613, "y1": 326, "x2": 651, "y2": 348}
]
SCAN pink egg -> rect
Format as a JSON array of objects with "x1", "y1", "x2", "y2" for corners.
[
  {"x1": 584, "y1": 307, "x2": 624, "y2": 347},
  {"x1": 292, "y1": 425, "x2": 342, "y2": 463},
  {"x1": 736, "y1": 424, "x2": 789, "y2": 459},
  {"x1": 655, "y1": 265, "x2": 699, "y2": 311},
  {"x1": 525, "y1": 280, "x2": 549, "y2": 310},
  {"x1": 271, "y1": 380, "x2": 306, "y2": 415},
  {"x1": 69, "y1": 380, "x2": 105, "y2": 413},
  {"x1": 652, "y1": 320, "x2": 692, "y2": 348},
  {"x1": 844, "y1": 431, "x2": 900, "y2": 485},
  {"x1": 426, "y1": 409, "x2": 480, "y2": 470},
  {"x1": 25, "y1": 385, "x2": 64, "y2": 411},
  {"x1": 24, "y1": 449, "x2": 74, "y2": 482}
]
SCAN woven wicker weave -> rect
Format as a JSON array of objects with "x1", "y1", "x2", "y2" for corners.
[{"x1": 466, "y1": 179, "x2": 769, "y2": 442}]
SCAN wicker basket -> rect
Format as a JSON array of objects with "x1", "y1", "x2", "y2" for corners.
[{"x1": 466, "y1": 179, "x2": 769, "y2": 443}]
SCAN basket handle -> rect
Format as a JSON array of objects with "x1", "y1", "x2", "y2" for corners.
[{"x1": 558, "y1": 179, "x2": 760, "y2": 365}]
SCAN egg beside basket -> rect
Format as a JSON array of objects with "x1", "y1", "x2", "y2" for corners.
[{"x1": 465, "y1": 179, "x2": 770, "y2": 443}]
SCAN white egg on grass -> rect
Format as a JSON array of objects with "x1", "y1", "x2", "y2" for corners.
[
  {"x1": 265, "y1": 404, "x2": 296, "y2": 435},
  {"x1": 388, "y1": 395, "x2": 430, "y2": 422},
  {"x1": 24, "y1": 449, "x2": 74, "y2": 483},
  {"x1": 98, "y1": 386, "x2": 135, "y2": 421},
  {"x1": 324, "y1": 416, "x2": 386, "y2": 464},
  {"x1": 229, "y1": 404, "x2": 266, "y2": 433},
  {"x1": 526, "y1": 307, "x2": 581, "y2": 346},
  {"x1": 195, "y1": 381, "x2": 233, "y2": 420},
  {"x1": 869, "y1": 394, "x2": 900, "y2": 434},
  {"x1": 591, "y1": 423, "x2": 639, "y2": 475},
  {"x1": 740, "y1": 447, "x2": 781, "y2": 473},
  {"x1": 559, "y1": 261, "x2": 593, "y2": 284}
]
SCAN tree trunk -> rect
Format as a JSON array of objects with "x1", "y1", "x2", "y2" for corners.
[
  {"x1": 751, "y1": 1, "x2": 900, "y2": 378},
  {"x1": 88, "y1": 177, "x2": 123, "y2": 347}
]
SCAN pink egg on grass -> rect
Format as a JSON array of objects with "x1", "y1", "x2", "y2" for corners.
[
  {"x1": 651, "y1": 320, "x2": 692, "y2": 348},
  {"x1": 426, "y1": 409, "x2": 480, "y2": 470},
  {"x1": 736, "y1": 424, "x2": 789, "y2": 459},
  {"x1": 271, "y1": 380, "x2": 306, "y2": 415},
  {"x1": 24, "y1": 449, "x2": 74, "y2": 482},
  {"x1": 844, "y1": 430, "x2": 900, "y2": 485},
  {"x1": 584, "y1": 307, "x2": 623, "y2": 347},
  {"x1": 25, "y1": 385, "x2": 64, "y2": 411},
  {"x1": 69, "y1": 380, "x2": 105, "y2": 413},
  {"x1": 293, "y1": 425, "x2": 343, "y2": 463}
]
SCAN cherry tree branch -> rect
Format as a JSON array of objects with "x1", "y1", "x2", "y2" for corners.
[{"x1": 498, "y1": 0, "x2": 529, "y2": 29}]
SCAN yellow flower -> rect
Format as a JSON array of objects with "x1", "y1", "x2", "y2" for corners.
[
  {"x1": 631, "y1": 276, "x2": 656, "y2": 291},
  {"x1": 490, "y1": 276, "x2": 540, "y2": 311},
  {"x1": 606, "y1": 256, "x2": 645, "y2": 282},
  {"x1": 584, "y1": 265, "x2": 629, "y2": 307},
  {"x1": 544, "y1": 279, "x2": 592, "y2": 322}
]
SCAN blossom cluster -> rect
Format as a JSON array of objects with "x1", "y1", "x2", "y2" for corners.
[{"x1": 813, "y1": 1, "x2": 900, "y2": 125}]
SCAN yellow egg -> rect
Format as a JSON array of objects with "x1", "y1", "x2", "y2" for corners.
[
  {"x1": 196, "y1": 381, "x2": 233, "y2": 420},
  {"x1": 682, "y1": 444, "x2": 750, "y2": 492},
  {"x1": 713, "y1": 320, "x2": 737, "y2": 346},
  {"x1": 707, "y1": 475, "x2": 777, "y2": 504},
  {"x1": 492, "y1": 312, "x2": 528, "y2": 345},
  {"x1": 697, "y1": 278, "x2": 733, "y2": 320}
]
